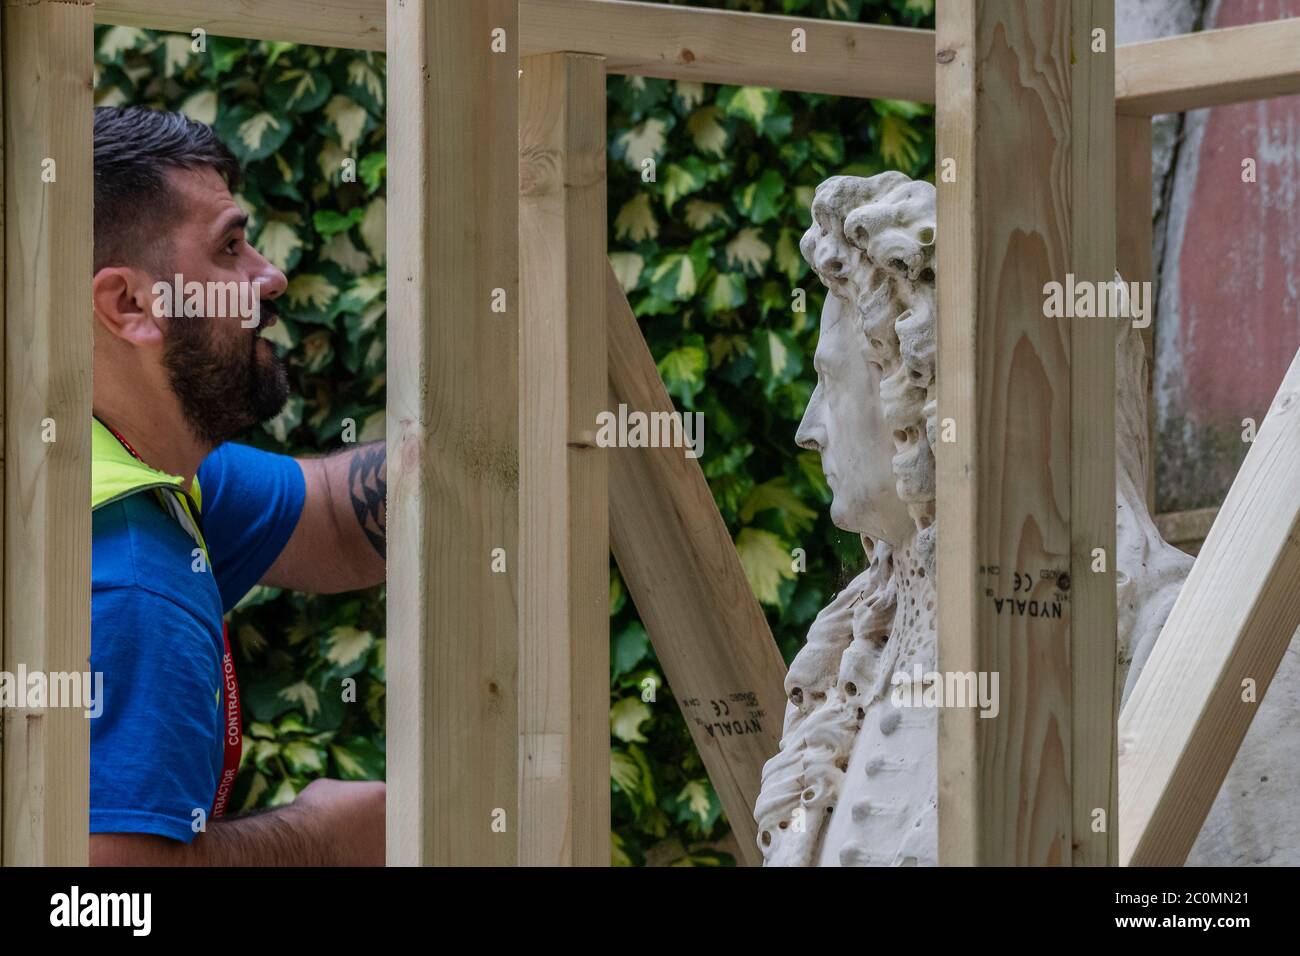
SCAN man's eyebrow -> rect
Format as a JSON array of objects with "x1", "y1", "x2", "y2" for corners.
[{"x1": 213, "y1": 211, "x2": 249, "y2": 238}]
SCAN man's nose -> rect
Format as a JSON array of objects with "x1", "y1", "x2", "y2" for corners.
[{"x1": 250, "y1": 248, "x2": 288, "y2": 299}]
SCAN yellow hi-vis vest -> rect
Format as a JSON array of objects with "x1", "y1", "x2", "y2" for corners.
[{"x1": 90, "y1": 418, "x2": 208, "y2": 560}]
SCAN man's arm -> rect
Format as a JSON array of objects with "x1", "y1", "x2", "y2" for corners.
[
  {"x1": 263, "y1": 442, "x2": 386, "y2": 593},
  {"x1": 91, "y1": 779, "x2": 384, "y2": 867}
]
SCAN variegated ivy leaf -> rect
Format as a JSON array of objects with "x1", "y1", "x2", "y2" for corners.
[
  {"x1": 608, "y1": 252, "x2": 645, "y2": 293},
  {"x1": 754, "y1": 327, "x2": 803, "y2": 399},
  {"x1": 161, "y1": 35, "x2": 194, "y2": 78},
  {"x1": 282, "y1": 740, "x2": 327, "y2": 775},
  {"x1": 734, "y1": 168, "x2": 786, "y2": 224},
  {"x1": 610, "y1": 696, "x2": 651, "y2": 743},
  {"x1": 216, "y1": 105, "x2": 292, "y2": 162},
  {"x1": 614, "y1": 193, "x2": 659, "y2": 243},
  {"x1": 718, "y1": 85, "x2": 778, "y2": 130},
  {"x1": 734, "y1": 527, "x2": 797, "y2": 606},
  {"x1": 879, "y1": 112, "x2": 923, "y2": 169},
  {"x1": 262, "y1": 393, "x2": 304, "y2": 445},
  {"x1": 683, "y1": 199, "x2": 730, "y2": 231},
  {"x1": 613, "y1": 116, "x2": 668, "y2": 170},
  {"x1": 656, "y1": 338, "x2": 708, "y2": 408},
  {"x1": 266, "y1": 67, "x2": 332, "y2": 115},
  {"x1": 775, "y1": 228, "x2": 807, "y2": 283},
  {"x1": 675, "y1": 779, "x2": 716, "y2": 826},
  {"x1": 324, "y1": 94, "x2": 368, "y2": 153},
  {"x1": 649, "y1": 251, "x2": 700, "y2": 302},
  {"x1": 686, "y1": 106, "x2": 728, "y2": 157},
  {"x1": 360, "y1": 197, "x2": 386, "y2": 265},
  {"x1": 345, "y1": 57, "x2": 385, "y2": 113},
  {"x1": 704, "y1": 272, "x2": 747, "y2": 315},
  {"x1": 740, "y1": 478, "x2": 818, "y2": 536},
  {"x1": 330, "y1": 736, "x2": 385, "y2": 780},
  {"x1": 300, "y1": 330, "x2": 335, "y2": 374},
  {"x1": 661, "y1": 156, "x2": 708, "y2": 210},
  {"x1": 674, "y1": 80, "x2": 705, "y2": 112},
  {"x1": 724, "y1": 227, "x2": 771, "y2": 276},
  {"x1": 98, "y1": 26, "x2": 150, "y2": 61},
  {"x1": 321, "y1": 232, "x2": 372, "y2": 275},
  {"x1": 323, "y1": 625, "x2": 374, "y2": 676},
  {"x1": 267, "y1": 778, "x2": 298, "y2": 808},
  {"x1": 286, "y1": 273, "x2": 340, "y2": 320}
]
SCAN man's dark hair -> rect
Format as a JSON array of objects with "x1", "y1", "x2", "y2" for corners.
[{"x1": 93, "y1": 106, "x2": 242, "y2": 274}]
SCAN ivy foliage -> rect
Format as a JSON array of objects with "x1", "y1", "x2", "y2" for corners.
[{"x1": 92, "y1": 0, "x2": 935, "y2": 864}]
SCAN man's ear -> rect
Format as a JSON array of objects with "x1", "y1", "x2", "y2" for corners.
[{"x1": 92, "y1": 266, "x2": 166, "y2": 346}]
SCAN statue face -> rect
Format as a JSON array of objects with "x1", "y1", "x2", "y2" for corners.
[{"x1": 796, "y1": 293, "x2": 915, "y2": 546}]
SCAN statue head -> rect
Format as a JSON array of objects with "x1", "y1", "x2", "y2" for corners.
[{"x1": 797, "y1": 173, "x2": 937, "y2": 551}]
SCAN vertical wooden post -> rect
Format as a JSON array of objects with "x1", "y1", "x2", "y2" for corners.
[
  {"x1": 518, "y1": 52, "x2": 609, "y2": 866},
  {"x1": 386, "y1": 0, "x2": 520, "y2": 866},
  {"x1": 1115, "y1": 114, "x2": 1155, "y2": 510},
  {"x1": 936, "y1": 0, "x2": 1116, "y2": 866},
  {"x1": 1, "y1": 0, "x2": 93, "y2": 866}
]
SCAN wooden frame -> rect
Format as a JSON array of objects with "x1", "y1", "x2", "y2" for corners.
[{"x1": 1, "y1": 0, "x2": 1295, "y2": 868}]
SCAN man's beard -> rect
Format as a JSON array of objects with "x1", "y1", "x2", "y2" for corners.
[{"x1": 161, "y1": 305, "x2": 290, "y2": 447}]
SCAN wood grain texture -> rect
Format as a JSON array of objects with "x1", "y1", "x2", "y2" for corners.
[
  {"x1": 1115, "y1": 114, "x2": 1153, "y2": 511},
  {"x1": 520, "y1": 0, "x2": 934, "y2": 100},
  {"x1": 95, "y1": 0, "x2": 385, "y2": 51},
  {"x1": 1119, "y1": 348, "x2": 1300, "y2": 866},
  {"x1": 1154, "y1": 506, "x2": 1216, "y2": 555},
  {"x1": 1069, "y1": 0, "x2": 1117, "y2": 868},
  {"x1": 385, "y1": 0, "x2": 519, "y2": 866},
  {"x1": 936, "y1": 0, "x2": 1116, "y2": 867},
  {"x1": 1, "y1": 0, "x2": 93, "y2": 867},
  {"x1": 96, "y1": 0, "x2": 935, "y2": 101},
  {"x1": 518, "y1": 52, "x2": 609, "y2": 867},
  {"x1": 606, "y1": 265, "x2": 785, "y2": 867},
  {"x1": 1116, "y1": 18, "x2": 1300, "y2": 116}
]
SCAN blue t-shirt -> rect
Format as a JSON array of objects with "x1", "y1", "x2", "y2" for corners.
[{"x1": 89, "y1": 441, "x2": 305, "y2": 842}]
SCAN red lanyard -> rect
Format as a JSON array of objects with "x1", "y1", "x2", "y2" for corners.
[{"x1": 97, "y1": 419, "x2": 243, "y2": 818}]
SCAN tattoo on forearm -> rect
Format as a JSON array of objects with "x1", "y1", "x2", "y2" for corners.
[{"x1": 348, "y1": 442, "x2": 387, "y2": 559}]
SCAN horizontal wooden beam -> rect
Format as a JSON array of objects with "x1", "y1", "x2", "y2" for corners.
[
  {"x1": 94, "y1": 0, "x2": 385, "y2": 51},
  {"x1": 1154, "y1": 507, "x2": 1217, "y2": 553},
  {"x1": 95, "y1": 1, "x2": 1300, "y2": 115},
  {"x1": 1115, "y1": 18, "x2": 1300, "y2": 115},
  {"x1": 1119, "y1": 348, "x2": 1300, "y2": 866},
  {"x1": 520, "y1": 0, "x2": 934, "y2": 100}
]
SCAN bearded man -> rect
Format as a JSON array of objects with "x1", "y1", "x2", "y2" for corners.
[{"x1": 89, "y1": 106, "x2": 385, "y2": 865}]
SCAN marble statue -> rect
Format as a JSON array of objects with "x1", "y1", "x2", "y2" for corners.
[{"x1": 750, "y1": 170, "x2": 1280, "y2": 866}]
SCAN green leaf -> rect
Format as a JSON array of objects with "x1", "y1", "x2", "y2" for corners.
[
  {"x1": 612, "y1": 621, "x2": 650, "y2": 679},
  {"x1": 358, "y1": 152, "x2": 386, "y2": 193},
  {"x1": 313, "y1": 206, "x2": 364, "y2": 237},
  {"x1": 718, "y1": 86, "x2": 778, "y2": 129},
  {"x1": 724, "y1": 227, "x2": 771, "y2": 277},
  {"x1": 740, "y1": 478, "x2": 818, "y2": 535},
  {"x1": 734, "y1": 527, "x2": 798, "y2": 606},
  {"x1": 656, "y1": 339, "x2": 708, "y2": 408},
  {"x1": 661, "y1": 156, "x2": 709, "y2": 210},
  {"x1": 608, "y1": 252, "x2": 644, "y2": 293},
  {"x1": 734, "y1": 168, "x2": 786, "y2": 224},
  {"x1": 611, "y1": 696, "x2": 652, "y2": 743},
  {"x1": 216, "y1": 105, "x2": 293, "y2": 163},
  {"x1": 613, "y1": 116, "x2": 668, "y2": 170},
  {"x1": 686, "y1": 106, "x2": 729, "y2": 157},
  {"x1": 330, "y1": 735, "x2": 385, "y2": 780},
  {"x1": 879, "y1": 112, "x2": 923, "y2": 169},
  {"x1": 614, "y1": 193, "x2": 659, "y2": 243},
  {"x1": 704, "y1": 272, "x2": 747, "y2": 315},
  {"x1": 754, "y1": 328, "x2": 803, "y2": 399}
]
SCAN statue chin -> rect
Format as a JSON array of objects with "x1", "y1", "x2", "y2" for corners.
[{"x1": 754, "y1": 171, "x2": 1293, "y2": 867}]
